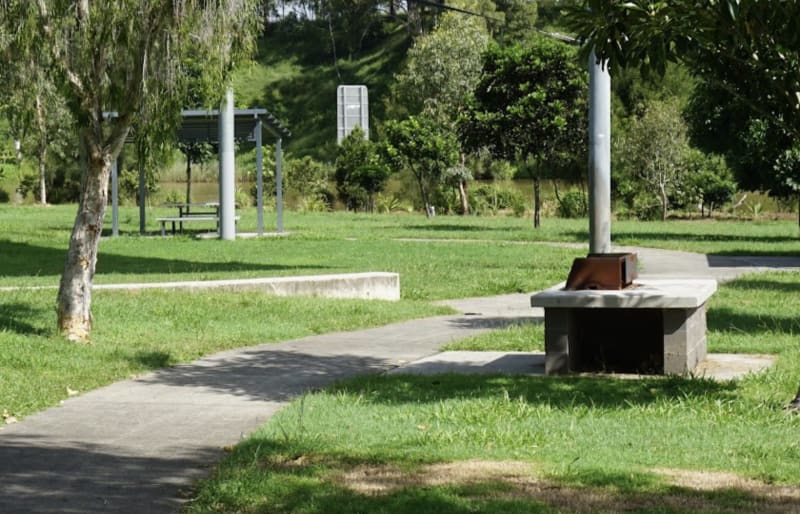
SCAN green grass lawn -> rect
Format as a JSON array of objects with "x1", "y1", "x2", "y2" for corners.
[
  {"x1": 187, "y1": 271, "x2": 800, "y2": 513},
  {"x1": 2, "y1": 205, "x2": 800, "y2": 512}
]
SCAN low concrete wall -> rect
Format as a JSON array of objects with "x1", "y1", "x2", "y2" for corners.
[
  {"x1": 6, "y1": 273, "x2": 400, "y2": 301},
  {"x1": 94, "y1": 272, "x2": 400, "y2": 301}
]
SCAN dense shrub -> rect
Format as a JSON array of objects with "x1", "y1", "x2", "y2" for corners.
[
  {"x1": 556, "y1": 190, "x2": 587, "y2": 218},
  {"x1": 469, "y1": 183, "x2": 526, "y2": 216}
]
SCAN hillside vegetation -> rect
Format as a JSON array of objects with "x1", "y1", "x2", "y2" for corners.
[{"x1": 232, "y1": 19, "x2": 412, "y2": 161}]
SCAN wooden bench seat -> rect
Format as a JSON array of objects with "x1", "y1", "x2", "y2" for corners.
[{"x1": 156, "y1": 216, "x2": 238, "y2": 236}]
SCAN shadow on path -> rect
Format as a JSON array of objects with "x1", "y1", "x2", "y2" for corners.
[{"x1": 0, "y1": 436, "x2": 218, "y2": 514}]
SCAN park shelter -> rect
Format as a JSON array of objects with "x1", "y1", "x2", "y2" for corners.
[{"x1": 109, "y1": 108, "x2": 291, "y2": 237}]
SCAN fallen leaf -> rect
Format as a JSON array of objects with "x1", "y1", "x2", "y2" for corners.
[
  {"x1": 2, "y1": 409, "x2": 17, "y2": 424},
  {"x1": 67, "y1": 387, "x2": 79, "y2": 397}
]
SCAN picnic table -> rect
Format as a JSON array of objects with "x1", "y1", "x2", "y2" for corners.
[{"x1": 157, "y1": 202, "x2": 221, "y2": 235}]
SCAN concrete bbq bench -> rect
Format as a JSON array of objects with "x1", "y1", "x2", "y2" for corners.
[{"x1": 531, "y1": 279, "x2": 717, "y2": 375}]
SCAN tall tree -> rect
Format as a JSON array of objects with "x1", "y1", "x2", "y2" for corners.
[
  {"x1": 392, "y1": 5, "x2": 491, "y2": 212},
  {"x1": 566, "y1": 0, "x2": 800, "y2": 409},
  {"x1": 460, "y1": 39, "x2": 586, "y2": 227},
  {"x1": 0, "y1": 1, "x2": 259, "y2": 341},
  {"x1": 617, "y1": 99, "x2": 690, "y2": 221},
  {"x1": 383, "y1": 115, "x2": 459, "y2": 217}
]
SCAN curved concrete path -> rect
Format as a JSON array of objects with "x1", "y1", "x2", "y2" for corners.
[{"x1": 1, "y1": 247, "x2": 799, "y2": 513}]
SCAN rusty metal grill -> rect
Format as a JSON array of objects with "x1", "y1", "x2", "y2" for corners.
[{"x1": 564, "y1": 253, "x2": 638, "y2": 290}]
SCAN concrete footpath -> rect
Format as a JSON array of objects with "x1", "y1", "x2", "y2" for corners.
[{"x1": 1, "y1": 247, "x2": 799, "y2": 513}]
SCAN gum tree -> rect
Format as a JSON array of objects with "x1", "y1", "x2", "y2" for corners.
[{"x1": 0, "y1": 2, "x2": 259, "y2": 341}]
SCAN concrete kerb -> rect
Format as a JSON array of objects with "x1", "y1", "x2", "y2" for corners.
[{"x1": 0, "y1": 272, "x2": 401, "y2": 301}]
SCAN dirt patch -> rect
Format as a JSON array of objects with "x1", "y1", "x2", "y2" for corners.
[
  {"x1": 334, "y1": 460, "x2": 800, "y2": 513},
  {"x1": 653, "y1": 467, "x2": 800, "y2": 499}
]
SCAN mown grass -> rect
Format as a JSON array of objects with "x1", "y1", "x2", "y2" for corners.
[
  {"x1": 0, "y1": 287, "x2": 451, "y2": 418},
  {"x1": 3, "y1": 204, "x2": 800, "y2": 512},
  {"x1": 185, "y1": 266, "x2": 800, "y2": 513}
]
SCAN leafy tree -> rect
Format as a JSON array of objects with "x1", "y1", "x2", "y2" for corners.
[
  {"x1": 392, "y1": 6, "x2": 491, "y2": 213},
  {"x1": 0, "y1": 2, "x2": 259, "y2": 341},
  {"x1": 460, "y1": 39, "x2": 586, "y2": 227},
  {"x1": 0, "y1": 19, "x2": 73, "y2": 205},
  {"x1": 335, "y1": 127, "x2": 390, "y2": 211},
  {"x1": 679, "y1": 150, "x2": 737, "y2": 218},
  {"x1": 393, "y1": 9, "x2": 490, "y2": 120},
  {"x1": 615, "y1": 99, "x2": 690, "y2": 221},
  {"x1": 685, "y1": 81, "x2": 800, "y2": 219},
  {"x1": 383, "y1": 116, "x2": 459, "y2": 217},
  {"x1": 495, "y1": 0, "x2": 538, "y2": 45}
]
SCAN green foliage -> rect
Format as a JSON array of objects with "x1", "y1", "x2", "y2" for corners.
[
  {"x1": 685, "y1": 81, "x2": 792, "y2": 196},
  {"x1": 461, "y1": 39, "x2": 587, "y2": 165},
  {"x1": 392, "y1": 10, "x2": 489, "y2": 121},
  {"x1": 469, "y1": 182, "x2": 527, "y2": 216},
  {"x1": 677, "y1": 151, "x2": 737, "y2": 216},
  {"x1": 335, "y1": 127, "x2": 390, "y2": 212},
  {"x1": 495, "y1": 0, "x2": 539, "y2": 45},
  {"x1": 466, "y1": 148, "x2": 516, "y2": 181},
  {"x1": 233, "y1": 17, "x2": 412, "y2": 161},
  {"x1": 460, "y1": 38, "x2": 586, "y2": 226},
  {"x1": 567, "y1": 0, "x2": 800, "y2": 193},
  {"x1": 614, "y1": 99, "x2": 691, "y2": 220},
  {"x1": 555, "y1": 189, "x2": 587, "y2": 218},
  {"x1": 383, "y1": 116, "x2": 459, "y2": 216}
]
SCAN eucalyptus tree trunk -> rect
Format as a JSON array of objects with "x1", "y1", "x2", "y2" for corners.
[
  {"x1": 56, "y1": 132, "x2": 118, "y2": 341},
  {"x1": 458, "y1": 179, "x2": 468, "y2": 214}
]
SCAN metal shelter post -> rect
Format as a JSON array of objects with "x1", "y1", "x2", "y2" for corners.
[
  {"x1": 276, "y1": 137, "x2": 284, "y2": 233},
  {"x1": 256, "y1": 118, "x2": 264, "y2": 236},
  {"x1": 111, "y1": 158, "x2": 119, "y2": 236},
  {"x1": 138, "y1": 159, "x2": 146, "y2": 234},
  {"x1": 219, "y1": 88, "x2": 237, "y2": 240},
  {"x1": 588, "y1": 49, "x2": 612, "y2": 254}
]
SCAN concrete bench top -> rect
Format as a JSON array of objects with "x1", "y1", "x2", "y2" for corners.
[
  {"x1": 531, "y1": 279, "x2": 717, "y2": 309},
  {"x1": 156, "y1": 216, "x2": 219, "y2": 222}
]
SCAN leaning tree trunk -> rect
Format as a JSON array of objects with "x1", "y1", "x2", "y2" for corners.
[
  {"x1": 57, "y1": 137, "x2": 114, "y2": 342},
  {"x1": 458, "y1": 179, "x2": 468, "y2": 215}
]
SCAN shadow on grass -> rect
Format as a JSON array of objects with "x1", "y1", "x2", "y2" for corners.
[
  {"x1": 131, "y1": 350, "x2": 174, "y2": 369},
  {"x1": 609, "y1": 230, "x2": 800, "y2": 245},
  {"x1": 0, "y1": 240, "x2": 329, "y2": 278},
  {"x1": 721, "y1": 277, "x2": 800, "y2": 294},
  {"x1": 329, "y1": 373, "x2": 737, "y2": 409},
  {"x1": 708, "y1": 307, "x2": 800, "y2": 335},
  {"x1": 403, "y1": 224, "x2": 500, "y2": 233},
  {"x1": 199, "y1": 438, "x2": 800, "y2": 514},
  {"x1": 0, "y1": 302, "x2": 50, "y2": 336}
]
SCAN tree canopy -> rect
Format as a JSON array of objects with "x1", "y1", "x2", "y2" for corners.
[
  {"x1": 460, "y1": 38, "x2": 587, "y2": 226},
  {"x1": 567, "y1": 1, "x2": 800, "y2": 137}
]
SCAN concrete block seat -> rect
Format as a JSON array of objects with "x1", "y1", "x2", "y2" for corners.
[{"x1": 531, "y1": 279, "x2": 717, "y2": 375}]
